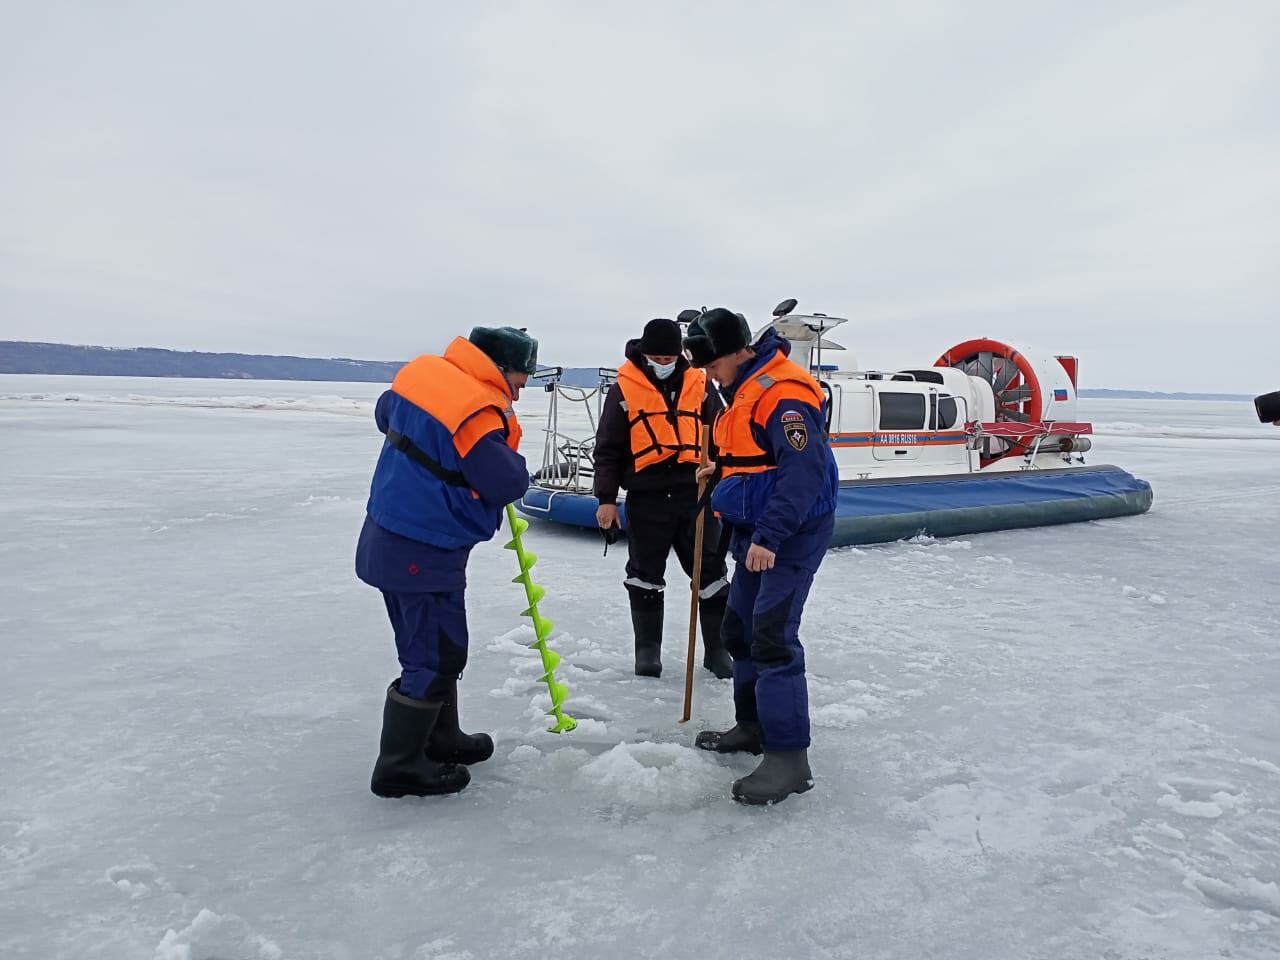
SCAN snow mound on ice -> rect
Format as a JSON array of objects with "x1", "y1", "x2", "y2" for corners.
[
  {"x1": 1185, "y1": 873, "x2": 1280, "y2": 917},
  {"x1": 810, "y1": 702, "x2": 870, "y2": 729},
  {"x1": 576, "y1": 742, "x2": 719, "y2": 808},
  {"x1": 153, "y1": 909, "x2": 282, "y2": 960},
  {"x1": 104, "y1": 862, "x2": 163, "y2": 900}
]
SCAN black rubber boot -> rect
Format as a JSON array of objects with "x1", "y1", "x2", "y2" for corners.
[
  {"x1": 631, "y1": 606, "x2": 664, "y2": 678},
  {"x1": 731, "y1": 749, "x2": 814, "y2": 805},
  {"x1": 426, "y1": 684, "x2": 494, "y2": 765},
  {"x1": 695, "y1": 720, "x2": 763, "y2": 755},
  {"x1": 698, "y1": 596, "x2": 732, "y2": 679},
  {"x1": 371, "y1": 682, "x2": 471, "y2": 798}
]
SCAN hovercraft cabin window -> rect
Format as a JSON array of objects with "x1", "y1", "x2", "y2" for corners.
[
  {"x1": 878, "y1": 392, "x2": 927, "y2": 430},
  {"x1": 936, "y1": 396, "x2": 959, "y2": 429}
]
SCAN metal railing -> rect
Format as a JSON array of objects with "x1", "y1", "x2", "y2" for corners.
[{"x1": 530, "y1": 367, "x2": 616, "y2": 493}]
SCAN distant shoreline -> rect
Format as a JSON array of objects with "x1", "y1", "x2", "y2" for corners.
[{"x1": 0, "y1": 340, "x2": 1252, "y2": 400}]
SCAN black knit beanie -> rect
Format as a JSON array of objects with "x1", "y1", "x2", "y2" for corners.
[{"x1": 637, "y1": 318, "x2": 683, "y2": 356}]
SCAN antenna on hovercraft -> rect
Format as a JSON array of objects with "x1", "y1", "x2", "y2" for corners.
[{"x1": 762, "y1": 298, "x2": 850, "y2": 374}]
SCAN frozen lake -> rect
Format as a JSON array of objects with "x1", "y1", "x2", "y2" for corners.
[{"x1": 2, "y1": 374, "x2": 1279, "y2": 960}]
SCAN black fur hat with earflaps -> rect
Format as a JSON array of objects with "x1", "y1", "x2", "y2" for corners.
[
  {"x1": 468, "y1": 326, "x2": 539, "y2": 375},
  {"x1": 682, "y1": 308, "x2": 751, "y2": 368}
]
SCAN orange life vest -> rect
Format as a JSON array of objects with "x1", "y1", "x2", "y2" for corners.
[
  {"x1": 616, "y1": 360, "x2": 706, "y2": 470},
  {"x1": 388, "y1": 337, "x2": 522, "y2": 477},
  {"x1": 715, "y1": 351, "x2": 824, "y2": 478}
]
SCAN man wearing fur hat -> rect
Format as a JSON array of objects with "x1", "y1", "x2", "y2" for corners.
[
  {"x1": 356, "y1": 327, "x2": 537, "y2": 799},
  {"x1": 592, "y1": 318, "x2": 733, "y2": 679},
  {"x1": 684, "y1": 309, "x2": 838, "y2": 805}
]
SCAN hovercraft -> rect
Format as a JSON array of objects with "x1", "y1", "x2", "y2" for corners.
[{"x1": 516, "y1": 300, "x2": 1152, "y2": 548}]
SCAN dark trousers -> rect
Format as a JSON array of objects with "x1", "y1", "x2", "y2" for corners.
[
  {"x1": 624, "y1": 487, "x2": 729, "y2": 609},
  {"x1": 721, "y1": 549, "x2": 824, "y2": 751},
  {"x1": 381, "y1": 589, "x2": 469, "y2": 699}
]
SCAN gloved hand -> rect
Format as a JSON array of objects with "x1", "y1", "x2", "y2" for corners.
[{"x1": 597, "y1": 505, "x2": 621, "y2": 556}]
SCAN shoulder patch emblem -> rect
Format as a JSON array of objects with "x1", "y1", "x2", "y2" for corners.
[
  {"x1": 780, "y1": 410, "x2": 804, "y2": 423},
  {"x1": 785, "y1": 422, "x2": 808, "y2": 450}
]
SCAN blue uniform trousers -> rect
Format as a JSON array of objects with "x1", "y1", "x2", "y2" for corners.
[
  {"x1": 381, "y1": 589, "x2": 469, "y2": 700},
  {"x1": 356, "y1": 516, "x2": 473, "y2": 700},
  {"x1": 721, "y1": 521, "x2": 831, "y2": 751}
]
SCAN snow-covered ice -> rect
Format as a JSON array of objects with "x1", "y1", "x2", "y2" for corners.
[{"x1": 2, "y1": 376, "x2": 1279, "y2": 959}]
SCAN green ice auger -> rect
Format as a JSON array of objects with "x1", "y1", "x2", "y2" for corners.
[{"x1": 504, "y1": 503, "x2": 576, "y2": 733}]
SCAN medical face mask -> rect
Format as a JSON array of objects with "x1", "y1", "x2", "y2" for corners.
[{"x1": 647, "y1": 358, "x2": 677, "y2": 380}]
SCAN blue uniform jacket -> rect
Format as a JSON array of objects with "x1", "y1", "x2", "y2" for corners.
[
  {"x1": 710, "y1": 331, "x2": 838, "y2": 566},
  {"x1": 356, "y1": 389, "x2": 530, "y2": 592}
]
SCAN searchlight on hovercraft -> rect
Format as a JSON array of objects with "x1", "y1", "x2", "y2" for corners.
[{"x1": 515, "y1": 300, "x2": 1152, "y2": 547}]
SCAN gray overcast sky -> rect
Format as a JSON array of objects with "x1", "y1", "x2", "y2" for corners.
[{"x1": 1, "y1": 2, "x2": 1276, "y2": 391}]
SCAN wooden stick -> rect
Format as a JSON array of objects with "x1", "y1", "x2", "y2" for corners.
[{"x1": 679, "y1": 425, "x2": 713, "y2": 724}]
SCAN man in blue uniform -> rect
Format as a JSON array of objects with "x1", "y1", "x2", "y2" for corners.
[
  {"x1": 356, "y1": 327, "x2": 536, "y2": 799},
  {"x1": 684, "y1": 309, "x2": 838, "y2": 804}
]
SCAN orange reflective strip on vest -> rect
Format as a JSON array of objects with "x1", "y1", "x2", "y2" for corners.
[
  {"x1": 616, "y1": 361, "x2": 706, "y2": 471},
  {"x1": 715, "y1": 353, "x2": 823, "y2": 478}
]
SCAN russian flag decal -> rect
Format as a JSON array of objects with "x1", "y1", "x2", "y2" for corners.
[{"x1": 1054, "y1": 388, "x2": 1069, "y2": 401}]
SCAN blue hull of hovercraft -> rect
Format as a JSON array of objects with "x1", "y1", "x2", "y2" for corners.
[{"x1": 514, "y1": 464, "x2": 1153, "y2": 547}]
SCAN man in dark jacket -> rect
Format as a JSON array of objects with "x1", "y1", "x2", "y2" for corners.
[
  {"x1": 685, "y1": 309, "x2": 839, "y2": 805},
  {"x1": 593, "y1": 318, "x2": 732, "y2": 679},
  {"x1": 356, "y1": 326, "x2": 535, "y2": 799}
]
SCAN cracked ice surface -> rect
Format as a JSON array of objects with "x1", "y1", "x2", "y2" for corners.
[{"x1": 2, "y1": 377, "x2": 1279, "y2": 960}]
